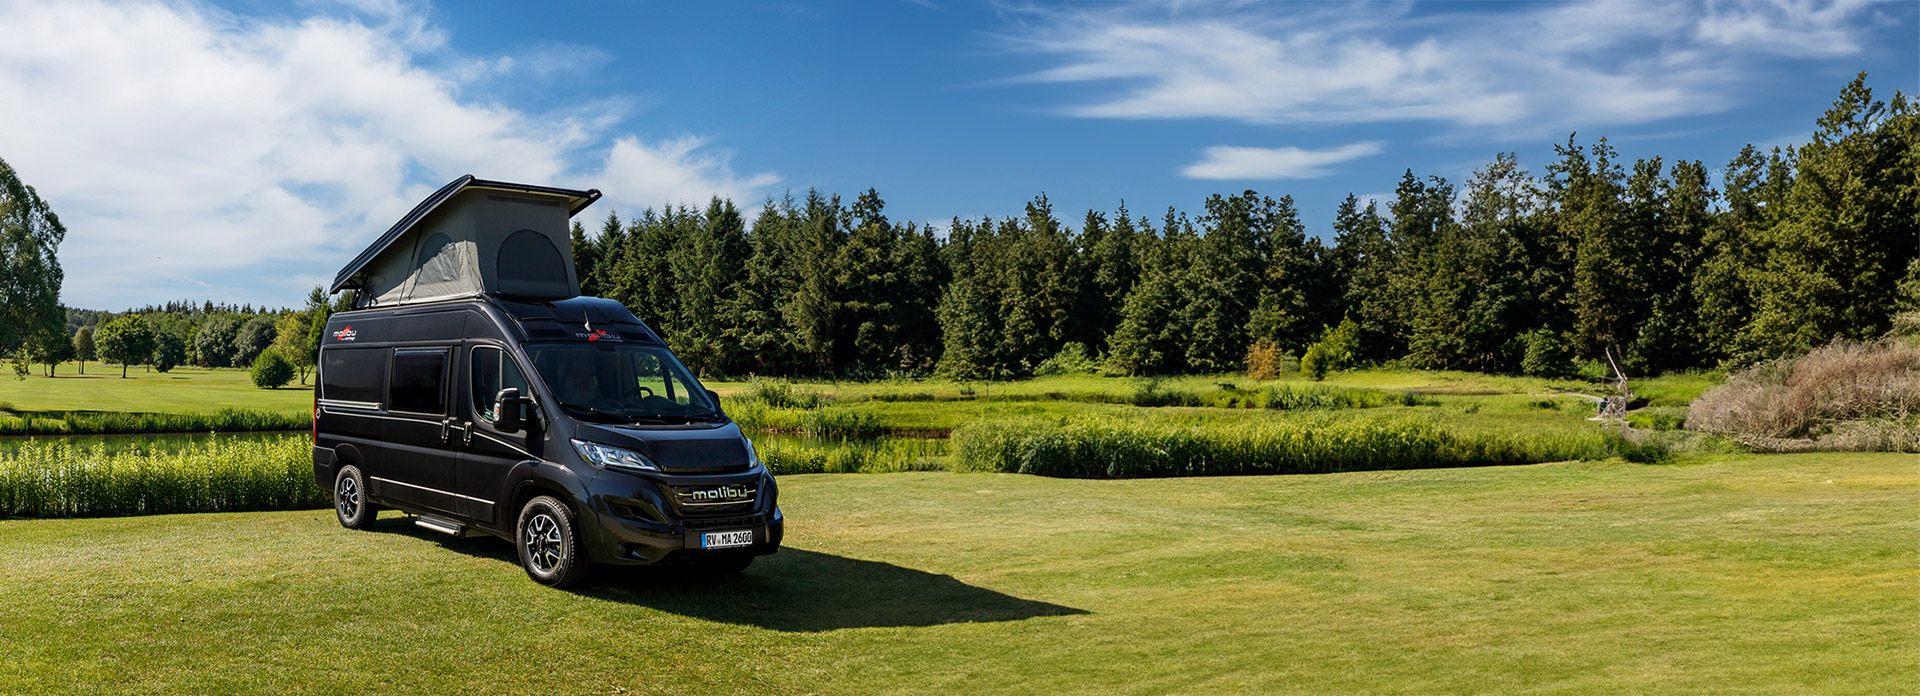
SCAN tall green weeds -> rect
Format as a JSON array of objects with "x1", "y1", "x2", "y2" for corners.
[
  {"x1": 952, "y1": 414, "x2": 1654, "y2": 478},
  {"x1": 0, "y1": 408, "x2": 308, "y2": 436},
  {"x1": 0, "y1": 436, "x2": 325, "y2": 517},
  {"x1": 758, "y1": 437, "x2": 948, "y2": 475}
]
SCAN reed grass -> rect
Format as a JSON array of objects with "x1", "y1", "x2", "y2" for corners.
[
  {"x1": 951, "y1": 414, "x2": 1660, "y2": 478},
  {"x1": 0, "y1": 408, "x2": 309, "y2": 436},
  {"x1": 0, "y1": 436, "x2": 324, "y2": 518},
  {"x1": 758, "y1": 437, "x2": 948, "y2": 475}
]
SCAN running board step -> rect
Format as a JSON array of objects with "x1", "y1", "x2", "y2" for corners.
[{"x1": 414, "y1": 516, "x2": 481, "y2": 538}]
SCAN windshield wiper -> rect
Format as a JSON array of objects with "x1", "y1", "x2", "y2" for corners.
[
  {"x1": 557, "y1": 402, "x2": 625, "y2": 422},
  {"x1": 624, "y1": 412, "x2": 725, "y2": 425}
]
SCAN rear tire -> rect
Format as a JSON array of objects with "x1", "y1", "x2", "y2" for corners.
[
  {"x1": 333, "y1": 465, "x2": 378, "y2": 530},
  {"x1": 517, "y1": 496, "x2": 591, "y2": 588}
]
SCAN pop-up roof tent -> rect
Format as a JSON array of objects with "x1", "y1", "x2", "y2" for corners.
[{"x1": 330, "y1": 176, "x2": 601, "y2": 307}]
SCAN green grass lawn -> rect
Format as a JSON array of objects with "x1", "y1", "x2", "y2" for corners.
[
  {"x1": 2, "y1": 451, "x2": 1908, "y2": 695},
  {"x1": 0, "y1": 363, "x2": 312, "y2": 414}
]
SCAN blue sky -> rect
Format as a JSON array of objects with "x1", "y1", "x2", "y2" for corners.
[{"x1": 0, "y1": 0, "x2": 1913, "y2": 310}]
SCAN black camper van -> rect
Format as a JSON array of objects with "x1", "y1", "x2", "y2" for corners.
[{"x1": 311, "y1": 176, "x2": 781, "y2": 588}]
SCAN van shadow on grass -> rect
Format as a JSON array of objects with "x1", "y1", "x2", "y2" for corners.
[{"x1": 377, "y1": 517, "x2": 1086, "y2": 632}]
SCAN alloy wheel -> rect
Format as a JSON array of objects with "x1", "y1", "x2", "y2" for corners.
[
  {"x1": 525, "y1": 513, "x2": 563, "y2": 574},
  {"x1": 336, "y1": 477, "x2": 360, "y2": 520}
]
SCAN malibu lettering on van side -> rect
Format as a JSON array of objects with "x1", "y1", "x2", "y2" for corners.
[
  {"x1": 333, "y1": 326, "x2": 357, "y2": 341},
  {"x1": 577, "y1": 329, "x2": 621, "y2": 342}
]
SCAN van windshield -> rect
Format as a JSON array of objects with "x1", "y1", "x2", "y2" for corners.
[{"x1": 523, "y1": 343, "x2": 721, "y2": 424}]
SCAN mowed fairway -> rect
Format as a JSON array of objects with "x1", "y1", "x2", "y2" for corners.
[
  {"x1": 0, "y1": 365, "x2": 312, "y2": 414},
  {"x1": 3, "y1": 453, "x2": 1912, "y2": 695}
]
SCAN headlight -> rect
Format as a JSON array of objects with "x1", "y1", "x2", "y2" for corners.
[
  {"x1": 741, "y1": 434, "x2": 761, "y2": 467},
  {"x1": 571, "y1": 439, "x2": 658, "y2": 472}
]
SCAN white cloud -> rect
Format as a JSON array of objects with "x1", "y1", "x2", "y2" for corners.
[
  {"x1": 1182, "y1": 141, "x2": 1383, "y2": 180},
  {"x1": 1005, "y1": 0, "x2": 1894, "y2": 137},
  {"x1": 0, "y1": 0, "x2": 777, "y2": 309}
]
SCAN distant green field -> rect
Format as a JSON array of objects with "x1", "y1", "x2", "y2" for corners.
[
  {"x1": 1, "y1": 452, "x2": 1908, "y2": 695},
  {"x1": 0, "y1": 363, "x2": 312, "y2": 414},
  {"x1": 710, "y1": 369, "x2": 1705, "y2": 441}
]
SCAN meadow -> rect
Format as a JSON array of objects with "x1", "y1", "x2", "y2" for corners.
[
  {"x1": 0, "y1": 452, "x2": 1909, "y2": 695},
  {"x1": 0, "y1": 363, "x2": 311, "y2": 435}
]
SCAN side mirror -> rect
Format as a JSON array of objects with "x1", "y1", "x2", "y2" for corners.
[
  {"x1": 705, "y1": 389, "x2": 721, "y2": 405},
  {"x1": 494, "y1": 387, "x2": 527, "y2": 433}
]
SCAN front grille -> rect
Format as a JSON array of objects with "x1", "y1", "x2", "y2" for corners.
[
  {"x1": 665, "y1": 482, "x2": 760, "y2": 516},
  {"x1": 683, "y1": 513, "x2": 765, "y2": 531}
]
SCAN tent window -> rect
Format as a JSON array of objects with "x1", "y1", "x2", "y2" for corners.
[
  {"x1": 413, "y1": 232, "x2": 460, "y2": 286},
  {"x1": 497, "y1": 229, "x2": 567, "y2": 296}
]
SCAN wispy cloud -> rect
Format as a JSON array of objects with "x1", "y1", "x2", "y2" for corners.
[
  {"x1": 1182, "y1": 141, "x2": 1383, "y2": 180},
  {"x1": 1003, "y1": 0, "x2": 1896, "y2": 138},
  {"x1": 0, "y1": 0, "x2": 776, "y2": 309}
]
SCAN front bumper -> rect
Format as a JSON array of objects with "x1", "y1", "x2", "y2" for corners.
[{"x1": 580, "y1": 467, "x2": 784, "y2": 565}]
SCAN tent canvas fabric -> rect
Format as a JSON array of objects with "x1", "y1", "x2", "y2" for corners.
[{"x1": 331, "y1": 176, "x2": 599, "y2": 307}]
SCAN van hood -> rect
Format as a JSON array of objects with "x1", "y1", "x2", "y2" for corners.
[{"x1": 573, "y1": 422, "x2": 752, "y2": 474}]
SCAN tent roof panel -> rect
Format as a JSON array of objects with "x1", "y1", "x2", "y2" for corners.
[{"x1": 330, "y1": 175, "x2": 600, "y2": 294}]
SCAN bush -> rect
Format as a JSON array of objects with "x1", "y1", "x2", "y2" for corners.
[
  {"x1": 1688, "y1": 338, "x2": 1920, "y2": 450},
  {"x1": 1520, "y1": 330, "x2": 1574, "y2": 378},
  {"x1": 250, "y1": 349, "x2": 295, "y2": 389},
  {"x1": 1300, "y1": 319, "x2": 1359, "y2": 381},
  {"x1": 1034, "y1": 342, "x2": 1100, "y2": 376},
  {"x1": 0, "y1": 436, "x2": 325, "y2": 517},
  {"x1": 1244, "y1": 338, "x2": 1287, "y2": 380},
  {"x1": 952, "y1": 414, "x2": 1644, "y2": 479}
]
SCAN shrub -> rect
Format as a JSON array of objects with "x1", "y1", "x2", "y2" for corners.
[
  {"x1": 1244, "y1": 338, "x2": 1286, "y2": 380},
  {"x1": 250, "y1": 349, "x2": 295, "y2": 389},
  {"x1": 1300, "y1": 319, "x2": 1359, "y2": 381},
  {"x1": 1689, "y1": 338, "x2": 1920, "y2": 447},
  {"x1": 1035, "y1": 342, "x2": 1100, "y2": 376}
]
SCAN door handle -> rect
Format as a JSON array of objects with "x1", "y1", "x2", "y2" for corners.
[
  {"x1": 462, "y1": 421, "x2": 474, "y2": 446},
  {"x1": 440, "y1": 418, "x2": 453, "y2": 443}
]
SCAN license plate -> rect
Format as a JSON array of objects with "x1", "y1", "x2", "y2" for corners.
[{"x1": 701, "y1": 529, "x2": 754, "y2": 549}]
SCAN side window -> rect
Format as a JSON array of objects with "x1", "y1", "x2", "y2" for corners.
[
  {"x1": 320, "y1": 348, "x2": 388, "y2": 407},
  {"x1": 389, "y1": 350, "x2": 448, "y2": 414},
  {"x1": 471, "y1": 346, "x2": 527, "y2": 422}
]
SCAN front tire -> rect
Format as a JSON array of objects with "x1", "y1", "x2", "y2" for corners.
[
  {"x1": 516, "y1": 496, "x2": 591, "y2": 588},
  {"x1": 334, "y1": 465, "x2": 378, "y2": 530}
]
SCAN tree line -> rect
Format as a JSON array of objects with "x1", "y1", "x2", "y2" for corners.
[
  {"x1": 4, "y1": 75, "x2": 1914, "y2": 384},
  {"x1": 576, "y1": 75, "x2": 1917, "y2": 380}
]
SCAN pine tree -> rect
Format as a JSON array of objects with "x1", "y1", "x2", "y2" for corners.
[
  {"x1": 834, "y1": 189, "x2": 903, "y2": 373},
  {"x1": 729, "y1": 195, "x2": 800, "y2": 374},
  {"x1": 1744, "y1": 74, "x2": 1919, "y2": 357},
  {"x1": 782, "y1": 191, "x2": 842, "y2": 374}
]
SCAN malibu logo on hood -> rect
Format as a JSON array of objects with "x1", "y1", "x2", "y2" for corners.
[
  {"x1": 333, "y1": 326, "x2": 357, "y2": 341},
  {"x1": 577, "y1": 329, "x2": 621, "y2": 342}
]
